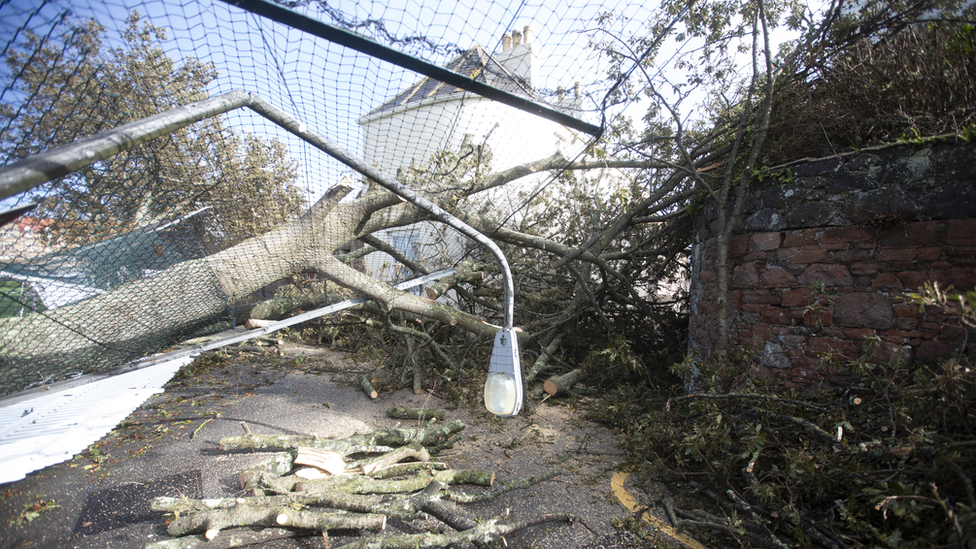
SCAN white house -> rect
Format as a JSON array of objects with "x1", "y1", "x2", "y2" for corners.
[{"x1": 356, "y1": 27, "x2": 586, "y2": 283}]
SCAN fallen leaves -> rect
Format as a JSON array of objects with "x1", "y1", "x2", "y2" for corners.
[{"x1": 6, "y1": 499, "x2": 60, "y2": 525}]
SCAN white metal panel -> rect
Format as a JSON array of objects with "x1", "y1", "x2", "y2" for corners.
[{"x1": 0, "y1": 356, "x2": 191, "y2": 484}]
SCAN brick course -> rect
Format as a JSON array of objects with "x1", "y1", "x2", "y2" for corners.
[{"x1": 688, "y1": 141, "x2": 976, "y2": 389}]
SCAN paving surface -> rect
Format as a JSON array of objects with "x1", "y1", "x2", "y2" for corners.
[{"x1": 0, "y1": 343, "x2": 670, "y2": 549}]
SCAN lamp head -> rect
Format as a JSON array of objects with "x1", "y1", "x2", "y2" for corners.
[{"x1": 484, "y1": 328, "x2": 523, "y2": 417}]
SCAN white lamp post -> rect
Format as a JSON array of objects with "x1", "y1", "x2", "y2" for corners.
[{"x1": 244, "y1": 96, "x2": 526, "y2": 418}]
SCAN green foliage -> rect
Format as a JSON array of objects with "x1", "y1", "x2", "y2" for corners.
[
  {"x1": 6, "y1": 499, "x2": 60, "y2": 525},
  {"x1": 591, "y1": 285, "x2": 976, "y2": 548},
  {"x1": 0, "y1": 280, "x2": 45, "y2": 318},
  {"x1": 766, "y1": 18, "x2": 976, "y2": 162},
  {"x1": 170, "y1": 350, "x2": 238, "y2": 382},
  {"x1": 906, "y1": 282, "x2": 976, "y2": 330},
  {"x1": 961, "y1": 124, "x2": 976, "y2": 143},
  {"x1": 0, "y1": 11, "x2": 305, "y2": 246},
  {"x1": 751, "y1": 166, "x2": 793, "y2": 185},
  {"x1": 595, "y1": 352, "x2": 976, "y2": 548}
]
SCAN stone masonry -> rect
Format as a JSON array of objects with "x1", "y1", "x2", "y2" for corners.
[{"x1": 688, "y1": 140, "x2": 976, "y2": 389}]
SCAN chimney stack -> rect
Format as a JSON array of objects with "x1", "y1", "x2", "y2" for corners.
[{"x1": 496, "y1": 25, "x2": 539, "y2": 88}]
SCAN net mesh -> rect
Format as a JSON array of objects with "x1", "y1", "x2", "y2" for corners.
[{"x1": 0, "y1": 0, "x2": 646, "y2": 396}]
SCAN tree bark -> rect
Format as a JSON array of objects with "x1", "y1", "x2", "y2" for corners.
[
  {"x1": 334, "y1": 513, "x2": 574, "y2": 549},
  {"x1": 154, "y1": 493, "x2": 422, "y2": 520},
  {"x1": 247, "y1": 287, "x2": 333, "y2": 320},
  {"x1": 219, "y1": 420, "x2": 465, "y2": 453},
  {"x1": 239, "y1": 453, "x2": 295, "y2": 493},
  {"x1": 386, "y1": 406, "x2": 446, "y2": 421},
  {"x1": 360, "y1": 374, "x2": 379, "y2": 399},
  {"x1": 146, "y1": 527, "x2": 302, "y2": 549},
  {"x1": 166, "y1": 505, "x2": 385, "y2": 538},
  {"x1": 0, "y1": 145, "x2": 536, "y2": 391},
  {"x1": 154, "y1": 422, "x2": 567, "y2": 548},
  {"x1": 525, "y1": 333, "x2": 563, "y2": 384},
  {"x1": 349, "y1": 443, "x2": 431, "y2": 475},
  {"x1": 292, "y1": 469, "x2": 494, "y2": 495},
  {"x1": 423, "y1": 259, "x2": 485, "y2": 300}
]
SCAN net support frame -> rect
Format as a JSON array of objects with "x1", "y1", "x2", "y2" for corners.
[
  {"x1": 220, "y1": 0, "x2": 603, "y2": 137},
  {"x1": 0, "y1": 90, "x2": 517, "y2": 329}
]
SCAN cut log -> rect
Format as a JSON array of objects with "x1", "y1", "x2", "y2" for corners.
[
  {"x1": 543, "y1": 368, "x2": 585, "y2": 397},
  {"x1": 154, "y1": 493, "x2": 421, "y2": 520},
  {"x1": 239, "y1": 453, "x2": 294, "y2": 493},
  {"x1": 386, "y1": 406, "x2": 445, "y2": 421},
  {"x1": 244, "y1": 318, "x2": 274, "y2": 329},
  {"x1": 167, "y1": 505, "x2": 385, "y2": 537},
  {"x1": 154, "y1": 421, "x2": 574, "y2": 548},
  {"x1": 146, "y1": 527, "x2": 301, "y2": 549},
  {"x1": 360, "y1": 375, "x2": 379, "y2": 399},
  {"x1": 423, "y1": 260, "x2": 485, "y2": 300},
  {"x1": 366, "y1": 461, "x2": 448, "y2": 479},
  {"x1": 446, "y1": 470, "x2": 558, "y2": 503},
  {"x1": 351, "y1": 443, "x2": 431, "y2": 475},
  {"x1": 294, "y1": 468, "x2": 331, "y2": 480},
  {"x1": 219, "y1": 420, "x2": 464, "y2": 454},
  {"x1": 525, "y1": 333, "x2": 563, "y2": 383},
  {"x1": 334, "y1": 513, "x2": 573, "y2": 549},
  {"x1": 294, "y1": 469, "x2": 494, "y2": 495}
]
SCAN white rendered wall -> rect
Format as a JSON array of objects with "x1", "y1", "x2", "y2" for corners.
[{"x1": 359, "y1": 66, "x2": 581, "y2": 282}]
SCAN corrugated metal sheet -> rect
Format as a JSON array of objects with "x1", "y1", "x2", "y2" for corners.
[
  {"x1": 0, "y1": 356, "x2": 191, "y2": 484},
  {"x1": 0, "y1": 270, "x2": 456, "y2": 484}
]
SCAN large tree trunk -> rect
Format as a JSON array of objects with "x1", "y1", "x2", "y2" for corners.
[
  {"x1": 0, "y1": 185, "x2": 331, "y2": 389},
  {"x1": 0, "y1": 142, "x2": 687, "y2": 395}
]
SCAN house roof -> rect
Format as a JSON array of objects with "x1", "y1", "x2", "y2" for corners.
[{"x1": 362, "y1": 45, "x2": 542, "y2": 120}]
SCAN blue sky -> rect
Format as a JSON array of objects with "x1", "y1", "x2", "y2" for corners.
[
  {"x1": 2, "y1": 0, "x2": 806, "y2": 208},
  {"x1": 2, "y1": 0, "x2": 650, "y2": 206}
]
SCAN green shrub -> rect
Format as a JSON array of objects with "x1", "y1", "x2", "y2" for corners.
[{"x1": 592, "y1": 287, "x2": 976, "y2": 548}]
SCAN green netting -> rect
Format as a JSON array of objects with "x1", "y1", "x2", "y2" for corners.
[{"x1": 0, "y1": 0, "x2": 646, "y2": 396}]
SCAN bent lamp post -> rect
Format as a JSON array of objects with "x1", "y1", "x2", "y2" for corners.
[
  {"x1": 243, "y1": 97, "x2": 525, "y2": 417},
  {"x1": 0, "y1": 90, "x2": 527, "y2": 417}
]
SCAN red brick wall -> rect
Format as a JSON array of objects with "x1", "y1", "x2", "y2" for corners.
[{"x1": 688, "y1": 142, "x2": 976, "y2": 389}]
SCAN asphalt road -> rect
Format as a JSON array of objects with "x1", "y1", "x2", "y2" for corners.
[{"x1": 0, "y1": 345, "x2": 668, "y2": 549}]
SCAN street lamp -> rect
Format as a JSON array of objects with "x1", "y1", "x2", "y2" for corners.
[
  {"x1": 484, "y1": 328, "x2": 523, "y2": 416},
  {"x1": 245, "y1": 96, "x2": 526, "y2": 418}
]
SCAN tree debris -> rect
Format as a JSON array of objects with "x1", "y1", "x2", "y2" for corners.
[
  {"x1": 385, "y1": 406, "x2": 445, "y2": 421},
  {"x1": 149, "y1": 421, "x2": 564, "y2": 548},
  {"x1": 543, "y1": 368, "x2": 585, "y2": 397},
  {"x1": 360, "y1": 374, "x2": 378, "y2": 399},
  {"x1": 218, "y1": 419, "x2": 465, "y2": 453}
]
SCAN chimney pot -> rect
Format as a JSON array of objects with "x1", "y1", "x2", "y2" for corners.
[
  {"x1": 523, "y1": 25, "x2": 534, "y2": 44},
  {"x1": 557, "y1": 86, "x2": 565, "y2": 100},
  {"x1": 512, "y1": 30, "x2": 522, "y2": 47},
  {"x1": 574, "y1": 82, "x2": 581, "y2": 98},
  {"x1": 502, "y1": 32, "x2": 512, "y2": 50}
]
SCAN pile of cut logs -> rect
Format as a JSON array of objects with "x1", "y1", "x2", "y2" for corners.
[{"x1": 148, "y1": 416, "x2": 570, "y2": 548}]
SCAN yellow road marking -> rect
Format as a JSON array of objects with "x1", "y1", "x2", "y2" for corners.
[{"x1": 610, "y1": 471, "x2": 709, "y2": 549}]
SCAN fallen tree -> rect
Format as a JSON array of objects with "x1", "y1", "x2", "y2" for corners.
[{"x1": 0, "y1": 125, "x2": 697, "y2": 397}]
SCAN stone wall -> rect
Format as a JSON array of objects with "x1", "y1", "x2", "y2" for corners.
[{"x1": 688, "y1": 140, "x2": 976, "y2": 389}]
